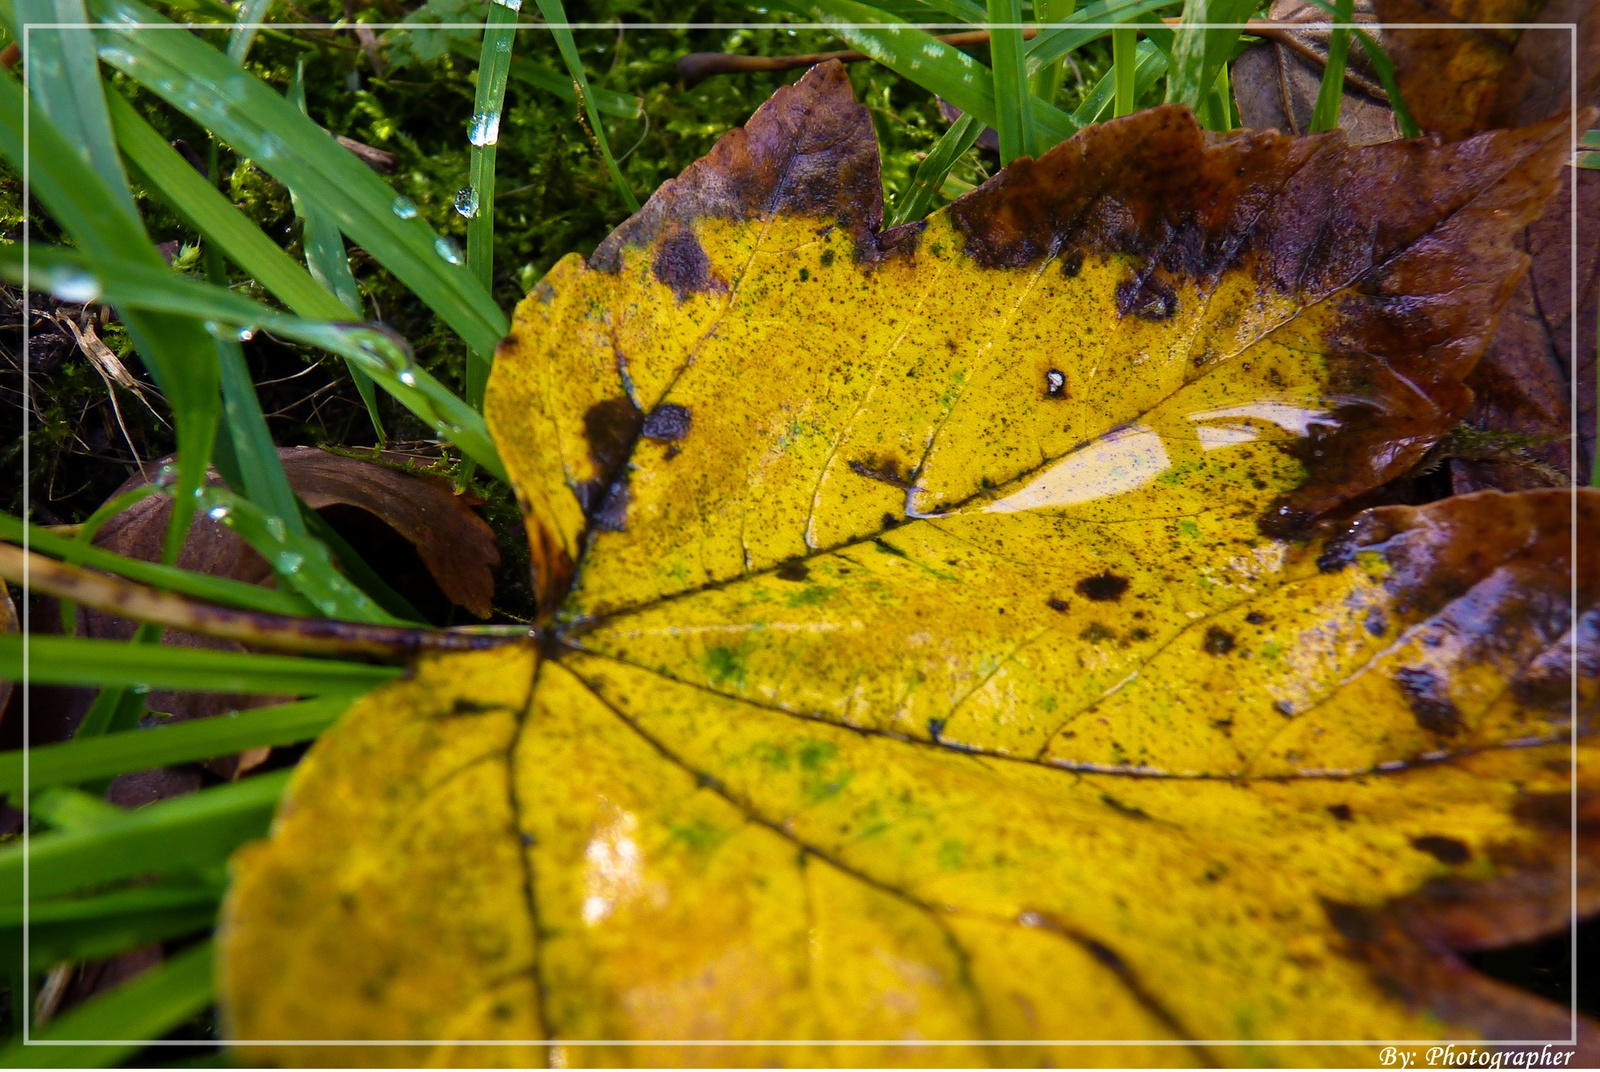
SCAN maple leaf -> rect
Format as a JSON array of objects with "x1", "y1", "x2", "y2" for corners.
[{"x1": 218, "y1": 64, "x2": 1596, "y2": 1064}]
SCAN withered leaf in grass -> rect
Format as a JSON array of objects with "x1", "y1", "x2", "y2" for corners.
[
  {"x1": 1375, "y1": 0, "x2": 1600, "y2": 487},
  {"x1": 219, "y1": 65, "x2": 1594, "y2": 1064}
]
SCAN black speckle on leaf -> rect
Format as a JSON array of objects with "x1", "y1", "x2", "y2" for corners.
[
  {"x1": 1058, "y1": 249, "x2": 1083, "y2": 277},
  {"x1": 1203, "y1": 627, "x2": 1235, "y2": 655},
  {"x1": 1245, "y1": 611, "x2": 1266, "y2": 625},
  {"x1": 1079, "y1": 622, "x2": 1116, "y2": 644},
  {"x1": 1411, "y1": 835, "x2": 1471, "y2": 864},
  {"x1": 1045, "y1": 369, "x2": 1068, "y2": 398},
  {"x1": 642, "y1": 403, "x2": 692, "y2": 442},
  {"x1": 1099, "y1": 793, "x2": 1152, "y2": 821},
  {"x1": 1047, "y1": 597, "x2": 1069, "y2": 612},
  {"x1": 820, "y1": 248, "x2": 836, "y2": 267},
  {"x1": 927, "y1": 718, "x2": 946, "y2": 742},
  {"x1": 776, "y1": 561, "x2": 810, "y2": 582},
  {"x1": 1394, "y1": 666, "x2": 1463, "y2": 737},
  {"x1": 1364, "y1": 607, "x2": 1388, "y2": 636},
  {"x1": 1076, "y1": 573, "x2": 1129, "y2": 601},
  {"x1": 1273, "y1": 699, "x2": 1294, "y2": 717},
  {"x1": 1327, "y1": 804, "x2": 1353, "y2": 822}
]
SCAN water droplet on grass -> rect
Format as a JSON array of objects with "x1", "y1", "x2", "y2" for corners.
[
  {"x1": 468, "y1": 111, "x2": 500, "y2": 147},
  {"x1": 391, "y1": 195, "x2": 418, "y2": 219},
  {"x1": 435, "y1": 236, "x2": 464, "y2": 264},
  {"x1": 49, "y1": 271, "x2": 101, "y2": 304},
  {"x1": 454, "y1": 187, "x2": 479, "y2": 219}
]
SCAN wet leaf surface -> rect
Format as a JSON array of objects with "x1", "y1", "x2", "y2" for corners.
[
  {"x1": 1375, "y1": 0, "x2": 1600, "y2": 486},
  {"x1": 219, "y1": 65, "x2": 1595, "y2": 1063}
]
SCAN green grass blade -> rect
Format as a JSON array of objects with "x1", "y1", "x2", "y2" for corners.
[
  {"x1": 1162, "y1": 0, "x2": 1253, "y2": 117},
  {"x1": 446, "y1": 37, "x2": 643, "y2": 119},
  {"x1": 0, "y1": 635, "x2": 403, "y2": 694},
  {"x1": 1295, "y1": 0, "x2": 1419, "y2": 139},
  {"x1": 194, "y1": 487, "x2": 399, "y2": 624},
  {"x1": 29, "y1": 787, "x2": 122, "y2": 831},
  {"x1": 3, "y1": 245, "x2": 507, "y2": 480},
  {"x1": 464, "y1": 0, "x2": 518, "y2": 413},
  {"x1": 8, "y1": 0, "x2": 137, "y2": 217},
  {"x1": 1112, "y1": 25, "x2": 1136, "y2": 117},
  {"x1": 0, "y1": 696, "x2": 353, "y2": 798},
  {"x1": 0, "y1": 68, "x2": 217, "y2": 560},
  {"x1": 533, "y1": 0, "x2": 639, "y2": 212},
  {"x1": 1072, "y1": 36, "x2": 1166, "y2": 126},
  {"x1": 792, "y1": 0, "x2": 1080, "y2": 149},
  {"x1": 1027, "y1": 0, "x2": 1075, "y2": 104},
  {"x1": 1023, "y1": 0, "x2": 1178, "y2": 74},
  {"x1": 89, "y1": 0, "x2": 509, "y2": 357},
  {"x1": 72, "y1": 654, "x2": 152, "y2": 739},
  {"x1": 224, "y1": 0, "x2": 270, "y2": 63},
  {"x1": 0, "y1": 772, "x2": 291, "y2": 901},
  {"x1": 3, "y1": 882, "x2": 223, "y2": 927},
  {"x1": 106, "y1": 91, "x2": 345, "y2": 320},
  {"x1": 889, "y1": 111, "x2": 983, "y2": 226},
  {"x1": 18, "y1": 907, "x2": 217, "y2": 972},
  {"x1": 986, "y1": 0, "x2": 1034, "y2": 164},
  {"x1": 2, "y1": 515, "x2": 311, "y2": 616},
  {"x1": 285, "y1": 60, "x2": 383, "y2": 441},
  {"x1": 0, "y1": 941, "x2": 214, "y2": 1066},
  {"x1": 1307, "y1": 0, "x2": 1352, "y2": 132}
]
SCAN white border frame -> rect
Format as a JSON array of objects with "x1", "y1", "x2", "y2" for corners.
[{"x1": 14, "y1": 13, "x2": 1586, "y2": 1055}]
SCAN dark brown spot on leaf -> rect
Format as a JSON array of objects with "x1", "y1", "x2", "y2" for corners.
[
  {"x1": 1393, "y1": 665, "x2": 1463, "y2": 737},
  {"x1": 1328, "y1": 804, "x2": 1353, "y2": 822},
  {"x1": 652, "y1": 228, "x2": 724, "y2": 301},
  {"x1": 1076, "y1": 573, "x2": 1129, "y2": 601},
  {"x1": 1410, "y1": 835, "x2": 1471, "y2": 865},
  {"x1": 775, "y1": 561, "x2": 810, "y2": 582},
  {"x1": 1047, "y1": 597, "x2": 1069, "y2": 612},
  {"x1": 1045, "y1": 369, "x2": 1068, "y2": 398},
  {"x1": 1203, "y1": 627, "x2": 1235, "y2": 655},
  {"x1": 642, "y1": 403, "x2": 692, "y2": 442}
]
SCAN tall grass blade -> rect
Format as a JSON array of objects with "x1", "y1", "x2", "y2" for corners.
[
  {"x1": 445, "y1": 38, "x2": 643, "y2": 119},
  {"x1": 0, "y1": 772, "x2": 293, "y2": 900},
  {"x1": 1072, "y1": 36, "x2": 1166, "y2": 126},
  {"x1": 1024, "y1": 0, "x2": 1177, "y2": 74},
  {"x1": 1297, "y1": 0, "x2": 1418, "y2": 138},
  {"x1": 88, "y1": 0, "x2": 509, "y2": 357},
  {"x1": 533, "y1": 0, "x2": 639, "y2": 212},
  {"x1": 194, "y1": 487, "x2": 400, "y2": 624},
  {"x1": 1, "y1": 635, "x2": 403, "y2": 693},
  {"x1": 286, "y1": 61, "x2": 384, "y2": 440},
  {"x1": 0, "y1": 68, "x2": 217, "y2": 561},
  {"x1": 1162, "y1": 0, "x2": 1252, "y2": 120},
  {"x1": 794, "y1": 0, "x2": 1080, "y2": 148},
  {"x1": 986, "y1": 0, "x2": 1034, "y2": 164},
  {"x1": 0, "y1": 696, "x2": 353, "y2": 797},
  {"x1": 2, "y1": 244, "x2": 508, "y2": 480},
  {"x1": 224, "y1": 0, "x2": 270, "y2": 63},
  {"x1": 1307, "y1": 0, "x2": 1352, "y2": 132},
  {"x1": 2, "y1": 515, "x2": 313, "y2": 615},
  {"x1": 1112, "y1": 25, "x2": 1136, "y2": 116},
  {"x1": 0, "y1": 941, "x2": 215, "y2": 1066},
  {"x1": 8, "y1": 0, "x2": 136, "y2": 216},
  {"x1": 890, "y1": 111, "x2": 982, "y2": 225},
  {"x1": 1027, "y1": 0, "x2": 1075, "y2": 105},
  {"x1": 19, "y1": 905, "x2": 217, "y2": 973},
  {"x1": 464, "y1": 0, "x2": 519, "y2": 412},
  {"x1": 3, "y1": 882, "x2": 223, "y2": 927}
]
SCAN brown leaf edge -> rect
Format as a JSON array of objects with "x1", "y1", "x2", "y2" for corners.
[{"x1": 556, "y1": 60, "x2": 1571, "y2": 560}]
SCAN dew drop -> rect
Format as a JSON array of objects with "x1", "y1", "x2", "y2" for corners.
[
  {"x1": 454, "y1": 187, "x2": 479, "y2": 219},
  {"x1": 434, "y1": 235, "x2": 464, "y2": 265},
  {"x1": 467, "y1": 110, "x2": 501, "y2": 147},
  {"x1": 49, "y1": 271, "x2": 101, "y2": 304},
  {"x1": 398, "y1": 369, "x2": 418, "y2": 387},
  {"x1": 276, "y1": 550, "x2": 305, "y2": 573},
  {"x1": 490, "y1": 0, "x2": 521, "y2": 9},
  {"x1": 265, "y1": 516, "x2": 288, "y2": 541},
  {"x1": 207, "y1": 505, "x2": 230, "y2": 521},
  {"x1": 237, "y1": 327, "x2": 256, "y2": 342},
  {"x1": 391, "y1": 195, "x2": 419, "y2": 219}
]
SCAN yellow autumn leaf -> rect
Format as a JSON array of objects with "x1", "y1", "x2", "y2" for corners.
[{"x1": 217, "y1": 64, "x2": 1596, "y2": 1065}]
